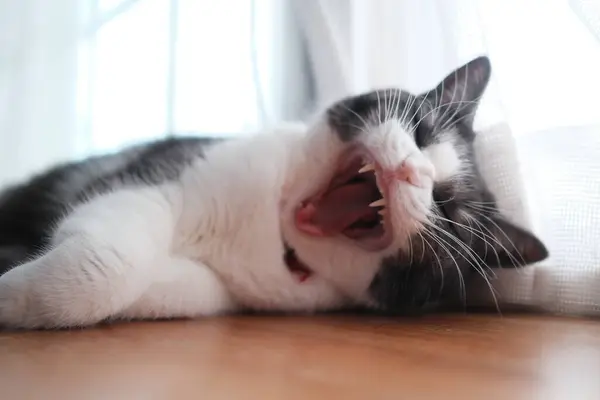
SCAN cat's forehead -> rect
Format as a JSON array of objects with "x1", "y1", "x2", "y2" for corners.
[{"x1": 326, "y1": 89, "x2": 422, "y2": 142}]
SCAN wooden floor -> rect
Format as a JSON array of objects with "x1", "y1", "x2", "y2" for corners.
[{"x1": 0, "y1": 314, "x2": 599, "y2": 400}]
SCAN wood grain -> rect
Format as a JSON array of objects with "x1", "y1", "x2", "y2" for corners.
[{"x1": 0, "y1": 314, "x2": 599, "y2": 400}]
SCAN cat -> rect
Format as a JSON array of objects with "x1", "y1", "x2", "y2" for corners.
[{"x1": 0, "y1": 56, "x2": 548, "y2": 329}]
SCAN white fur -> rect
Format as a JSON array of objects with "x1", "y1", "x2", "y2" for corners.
[
  {"x1": 0, "y1": 116, "x2": 468, "y2": 328},
  {"x1": 423, "y1": 136, "x2": 463, "y2": 182}
]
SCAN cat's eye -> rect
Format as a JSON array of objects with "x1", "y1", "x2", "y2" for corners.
[
  {"x1": 413, "y1": 121, "x2": 430, "y2": 148},
  {"x1": 432, "y1": 186, "x2": 454, "y2": 211},
  {"x1": 433, "y1": 186, "x2": 465, "y2": 239}
]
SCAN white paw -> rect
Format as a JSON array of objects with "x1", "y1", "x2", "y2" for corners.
[
  {"x1": 0, "y1": 259, "x2": 104, "y2": 330},
  {"x1": 0, "y1": 250, "x2": 143, "y2": 329},
  {"x1": 0, "y1": 266, "x2": 46, "y2": 329}
]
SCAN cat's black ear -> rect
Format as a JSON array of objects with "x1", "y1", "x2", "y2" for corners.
[
  {"x1": 433, "y1": 56, "x2": 491, "y2": 126},
  {"x1": 476, "y1": 215, "x2": 549, "y2": 268}
]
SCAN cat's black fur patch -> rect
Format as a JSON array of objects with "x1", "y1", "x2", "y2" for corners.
[
  {"x1": 327, "y1": 89, "x2": 415, "y2": 142},
  {"x1": 0, "y1": 136, "x2": 221, "y2": 274}
]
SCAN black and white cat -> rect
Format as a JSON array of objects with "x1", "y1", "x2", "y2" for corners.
[{"x1": 0, "y1": 56, "x2": 547, "y2": 329}]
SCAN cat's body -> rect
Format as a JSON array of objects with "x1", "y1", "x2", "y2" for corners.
[
  {"x1": 0, "y1": 137, "x2": 220, "y2": 272},
  {"x1": 0, "y1": 57, "x2": 548, "y2": 329}
]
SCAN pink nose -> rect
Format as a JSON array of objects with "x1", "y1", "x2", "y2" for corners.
[
  {"x1": 380, "y1": 160, "x2": 421, "y2": 187},
  {"x1": 380, "y1": 158, "x2": 433, "y2": 187}
]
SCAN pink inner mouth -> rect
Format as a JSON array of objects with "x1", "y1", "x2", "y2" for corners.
[{"x1": 294, "y1": 150, "x2": 393, "y2": 251}]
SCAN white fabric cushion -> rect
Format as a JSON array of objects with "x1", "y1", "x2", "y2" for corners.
[
  {"x1": 518, "y1": 125, "x2": 600, "y2": 315},
  {"x1": 470, "y1": 123, "x2": 600, "y2": 316},
  {"x1": 467, "y1": 123, "x2": 538, "y2": 308}
]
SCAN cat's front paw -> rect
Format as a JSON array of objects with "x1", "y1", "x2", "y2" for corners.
[
  {"x1": 0, "y1": 259, "x2": 90, "y2": 330},
  {"x1": 0, "y1": 266, "x2": 43, "y2": 329}
]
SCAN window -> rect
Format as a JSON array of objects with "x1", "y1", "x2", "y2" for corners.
[
  {"x1": 472, "y1": 0, "x2": 600, "y2": 135},
  {"x1": 77, "y1": 0, "x2": 270, "y2": 156}
]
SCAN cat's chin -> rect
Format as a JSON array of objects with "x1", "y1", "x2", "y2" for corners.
[{"x1": 293, "y1": 147, "x2": 394, "y2": 252}]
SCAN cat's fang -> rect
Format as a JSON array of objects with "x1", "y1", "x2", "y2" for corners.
[
  {"x1": 358, "y1": 163, "x2": 375, "y2": 174},
  {"x1": 369, "y1": 199, "x2": 386, "y2": 208}
]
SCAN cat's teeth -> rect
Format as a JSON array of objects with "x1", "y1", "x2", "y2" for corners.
[
  {"x1": 369, "y1": 199, "x2": 386, "y2": 208},
  {"x1": 378, "y1": 208, "x2": 387, "y2": 216},
  {"x1": 358, "y1": 163, "x2": 375, "y2": 174}
]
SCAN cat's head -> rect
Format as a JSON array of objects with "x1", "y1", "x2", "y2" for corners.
[{"x1": 280, "y1": 56, "x2": 548, "y2": 313}]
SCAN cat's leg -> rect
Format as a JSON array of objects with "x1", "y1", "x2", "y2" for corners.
[
  {"x1": 115, "y1": 257, "x2": 237, "y2": 321},
  {"x1": 0, "y1": 187, "x2": 179, "y2": 329}
]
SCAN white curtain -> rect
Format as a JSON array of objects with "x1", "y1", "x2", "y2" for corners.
[
  {"x1": 296, "y1": 0, "x2": 600, "y2": 315},
  {"x1": 0, "y1": 0, "x2": 310, "y2": 185},
  {"x1": 0, "y1": 0, "x2": 82, "y2": 185}
]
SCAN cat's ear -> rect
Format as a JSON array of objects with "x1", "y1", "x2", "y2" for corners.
[
  {"x1": 433, "y1": 56, "x2": 491, "y2": 126},
  {"x1": 476, "y1": 215, "x2": 549, "y2": 268}
]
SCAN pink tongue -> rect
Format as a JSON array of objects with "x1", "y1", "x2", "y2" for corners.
[{"x1": 311, "y1": 182, "x2": 377, "y2": 234}]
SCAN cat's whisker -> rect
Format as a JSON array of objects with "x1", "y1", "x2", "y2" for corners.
[
  {"x1": 419, "y1": 230, "x2": 426, "y2": 262},
  {"x1": 398, "y1": 93, "x2": 412, "y2": 127},
  {"x1": 408, "y1": 227, "x2": 415, "y2": 266},
  {"x1": 396, "y1": 91, "x2": 406, "y2": 122},
  {"x1": 375, "y1": 89, "x2": 383, "y2": 126},
  {"x1": 410, "y1": 105, "x2": 444, "y2": 133},
  {"x1": 392, "y1": 89, "x2": 403, "y2": 122},
  {"x1": 434, "y1": 79, "x2": 440, "y2": 120},
  {"x1": 425, "y1": 218, "x2": 494, "y2": 282},
  {"x1": 344, "y1": 122, "x2": 370, "y2": 135},
  {"x1": 462, "y1": 209, "x2": 523, "y2": 270},
  {"x1": 407, "y1": 87, "x2": 434, "y2": 132},
  {"x1": 418, "y1": 229, "x2": 444, "y2": 298},
  {"x1": 421, "y1": 228, "x2": 466, "y2": 305},
  {"x1": 410, "y1": 100, "x2": 480, "y2": 134},
  {"x1": 428, "y1": 216, "x2": 496, "y2": 286},
  {"x1": 465, "y1": 202, "x2": 499, "y2": 212},
  {"x1": 386, "y1": 89, "x2": 395, "y2": 121},
  {"x1": 428, "y1": 212, "x2": 497, "y2": 278},
  {"x1": 425, "y1": 221, "x2": 501, "y2": 313},
  {"x1": 444, "y1": 61, "x2": 471, "y2": 126},
  {"x1": 396, "y1": 90, "x2": 409, "y2": 127},
  {"x1": 387, "y1": 89, "x2": 395, "y2": 123},
  {"x1": 433, "y1": 195, "x2": 457, "y2": 206},
  {"x1": 437, "y1": 69, "x2": 458, "y2": 128},
  {"x1": 466, "y1": 202, "x2": 499, "y2": 210},
  {"x1": 463, "y1": 213, "x2": 503, "y2": 270},
  {"x1": 425, "y1": 218, "x2": 486, "y2": 272},
  {"x1": 338, "y1": 103, "x2": 372, "y2": 134},
  {"x1": 469, "y1": 210, "x2": 528, "y2": 269},
  {"x1": 440, "y1": 101, "x2": 480, "y2": 131}
]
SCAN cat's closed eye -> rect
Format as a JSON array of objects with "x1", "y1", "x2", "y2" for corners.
[{"x1": 414, "y1": 116, "x2": 441, "y2": 149}]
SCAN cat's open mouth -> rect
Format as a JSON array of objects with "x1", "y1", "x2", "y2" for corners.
[{"x1": 294, "y1": 148, "x2": 393, "y2": 251}]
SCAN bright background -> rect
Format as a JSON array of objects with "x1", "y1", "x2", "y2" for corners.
[{"x1": 2, "y1": 0, "x2": 600, "y2": 179}]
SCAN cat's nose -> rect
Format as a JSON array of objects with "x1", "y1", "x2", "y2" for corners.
[
  {"x1": 384, "y1": 158, "x2": 434, "y2": 188},
  {"x1": 395, "y1": 160, "x2": 421, "y2": 186}
]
